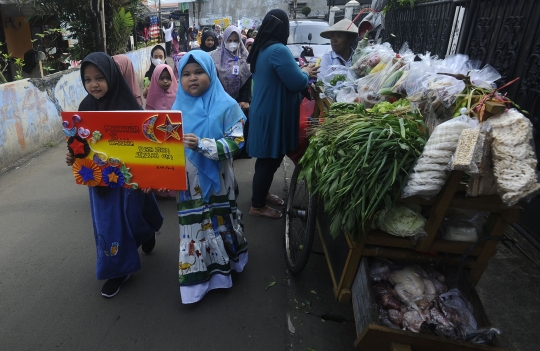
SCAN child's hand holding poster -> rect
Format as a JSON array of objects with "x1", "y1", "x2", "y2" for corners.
[{"x1": 62, "y1": 110, "x2": 186, "y2": 190}]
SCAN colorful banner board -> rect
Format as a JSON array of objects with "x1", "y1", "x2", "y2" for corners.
[
  {"x1": 61, "y1": 110, "x2": 186, "y2": 191},
  {"x1": 214, "y1": 18, "x2": 231, "y2": 28}
]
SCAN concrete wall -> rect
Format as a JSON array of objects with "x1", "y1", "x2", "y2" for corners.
[
  {"x1": 0, "y1": 45, "x2": 156, "y2": 172},
  {"x1": 195, "y1": 0, "x2": 329, "y2": 27}
]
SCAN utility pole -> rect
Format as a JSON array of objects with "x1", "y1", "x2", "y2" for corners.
[
  {"x1": 293, "y1": 0, "x2": 298, "y2": 19},
  {"x1": 159, "y1": 0, "x2": 162, "y2": 42},
  {"x1": 100, "y1": 0, "x2": 106, "y2": 52}
]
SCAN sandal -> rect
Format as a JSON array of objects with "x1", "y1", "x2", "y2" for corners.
[
  {"x1": 249, "y1": 206, "x2": 283, "y2": 219},
  {"x1": 266, "y1": 193, "x2": 285, "y2": 206}
]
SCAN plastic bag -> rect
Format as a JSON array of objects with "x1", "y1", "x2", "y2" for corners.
[
  {"x1": 335, "y1": 85, "x2": 358, "y2": 103},
  {"x1": 442, "y1": 211, "x2": 488, "y2": 242},
  {"x1": 351, "y1": 43, "x2": 394, "y2": 78},
  {"x1": 319, "y1": 65, "x2": 357, "y2": 101},
  {"x1": 402, "y1": 116, "x2": 478, "y2": 199},
  {"x1": 371, "y1": 0, "x2": 389, "y2": 11},
  {"x1": 467, "y1": 174, "x2": 498, "y2": 197},
  {"x1": 488, "y1": 109, "x2": 540, "y2": 206},
  {"x1": 428, "y1": 75, "x2": 466, "y2": 109},
  {"x1": 469, "y1": 64, "x2": 501, "y2": 90},
  {"x1": 378, "y1": 305, "x2": 401, "y2": 329},
  {"x1": 466, "y1": 124, "x2": 497, "y2": 196},
  {"x1": 438, "y1": 54, "x2": 471, "y2": 76},
  {"x1": 439, "y1": 288, "x2": 478, "y2": 334},
  {"x1": 466, "y1": 327, "x2": 501, "y2": 344},
  {"x1": 357, "y1": 60, "x2": 401, "y2": 106},
  {"x1": 369, "y1": 257, "x2": 393, "y2": 282},
  {"x1": 450, "y1": 126, "x2": 485, "y2": 173},
  {"x1": 351, "y1": 37, "x2": 370, "y2": 67}
]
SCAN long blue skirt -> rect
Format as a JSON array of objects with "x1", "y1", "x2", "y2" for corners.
[{"x1": 89, "y1": 187, "x2": 163, "y2": 280}]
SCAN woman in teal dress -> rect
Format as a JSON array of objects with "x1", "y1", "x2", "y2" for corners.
[{"x1": 246, "y1": 9, "x2": 319, "y2": 219}]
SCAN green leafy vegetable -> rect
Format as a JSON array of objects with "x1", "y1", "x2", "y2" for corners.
[
  {"x1": 299, "y1": 99, "x2": 428, "y2": 241},
  {"x1": 329, "y1": 74, "x2": 346, "y2": 86}
]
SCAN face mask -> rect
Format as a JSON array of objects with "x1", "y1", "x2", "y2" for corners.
[
  {"x1": 152, "y1": 58, "x2": 164, "y2": 66},
  {"x1": 225, "y1": 42, "x2": 239, "y2": 52}
]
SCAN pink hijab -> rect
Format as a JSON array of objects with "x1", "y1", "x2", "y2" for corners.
[
  {"x1": 145, "y1": 64, "x2": 178, "y2": 110},
  {"x1": 112, "y1": 54, "x2": 142, "y2": 106}
]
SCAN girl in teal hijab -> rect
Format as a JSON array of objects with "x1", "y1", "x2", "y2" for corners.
[{"x1": 171, "y1": 50, "x2": 248, "y2": 304}]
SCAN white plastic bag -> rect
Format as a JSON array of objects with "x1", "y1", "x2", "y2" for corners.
[
  {"x1": 469, "y1": 64, "x2": 501, "y2": 90},
  {"x1": 403, "y1": 116, "x2": 478, "y2": 198},
  {"x1": 335, "y1": 85, "x2": 359, "y2": 103}
]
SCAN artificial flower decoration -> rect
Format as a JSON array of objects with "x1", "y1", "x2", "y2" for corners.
[
  {"x1": 67, "y1": 135, "x2": 90, "y2": 158},
  {"x1": 120, "y1": 163, "x2": 133, "y2": 184},
  {"x1": 102, "y1": 166, "x2": 125, "y2": 188},
  {"x1": 72, "y1": 158, "x2": 102, "y2": 186},
  {"x1": 93, "y1": 152, "x2": 108, "y2": 166},
  {"x1": 91, "y1": 130, "x2": 102, "y2": 143}
]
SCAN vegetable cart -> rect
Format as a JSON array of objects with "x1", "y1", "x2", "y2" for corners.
[{"x1": 285, "y1": 84, "x2": 523, "y2": 350}]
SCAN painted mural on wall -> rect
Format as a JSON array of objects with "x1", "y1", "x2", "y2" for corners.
[{"x1": 0, "y1": 46, "x2": 155, "y2": 172}]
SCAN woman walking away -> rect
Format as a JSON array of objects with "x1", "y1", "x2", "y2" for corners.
[
  {"x1": 200, "y1": 30, "x2": 218, "y2": 52},
  {"x1": 65, "y1": 52, "x2": 163, "y2": 298},
  {"x1": 246, "y1": 9, "x2": 319, "y2": 219},
  {"x1": 112, "y1": 54, "x2": 143, "y2": 107},
  {"x1": 210, "y1": 25, "x2": 252, "y2": 160},
  {"x1": 143, "y1": 45, "x2": 167, "y2": 99},
  {"x1": 171, "y1": 51, "x2": 248, "y2": 304}
]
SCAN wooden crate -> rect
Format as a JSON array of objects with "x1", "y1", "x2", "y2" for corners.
[
  {"x1": 351, "y1": 258, "x2": 507, "y2": 351},
  {"x1": 317, "y1": 170, "x2": 521, "y2": 302}
]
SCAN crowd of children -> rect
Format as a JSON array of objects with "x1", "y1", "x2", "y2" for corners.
[{"x1": 65, "y1": 11, "x2": 315, "y2": 304}]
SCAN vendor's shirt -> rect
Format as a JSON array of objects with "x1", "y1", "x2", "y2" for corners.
[{"x1": 319, "y1": 48, "x2": 354, "y2": 77}]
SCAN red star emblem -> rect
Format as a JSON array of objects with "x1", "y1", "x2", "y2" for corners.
[
  {"x1": 156, "y1": 114, "x2": 182, "y2": 141},
  {"x1": 70, "y1": 139, "x2": 86, "y2": 156}
]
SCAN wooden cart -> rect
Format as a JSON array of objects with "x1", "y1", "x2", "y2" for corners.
[
  {"x1": 309, "y1": 84, "x2": 521, "y2": 303},
  {"x1": 309, "y1": 77, "x2": 518, "y2": 351},
  {"x1": 318, "y1": 170, "x2": 521, "y2": 303}
]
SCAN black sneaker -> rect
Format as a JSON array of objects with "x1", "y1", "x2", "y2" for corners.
[
  {"x1": 101, "y1": 275, "x2": 130, "y2": 298},
  {"x1": 141, "y1": 234, "x2": 156, "y2": 254}
]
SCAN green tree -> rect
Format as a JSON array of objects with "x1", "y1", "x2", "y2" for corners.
[
  {"x1": 22, "y1": 0, "x2": 144, "y2": 59},
  {"x1": 0, "y1": 42, "x2": 11, "y2": 83},
  {"x1": 301, "y1": 6, "x2": 311, "y2": 18},
  {"x1": 109, "y1": 7, "x2": 135, "y2": 55},
  {"x1": 31, "y1": 28, "x2": 65, "y2": 74}
]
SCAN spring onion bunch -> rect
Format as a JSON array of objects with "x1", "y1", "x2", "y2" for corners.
[{"x1": 300, "y1": 99, "x2": 428, "y2": 241}]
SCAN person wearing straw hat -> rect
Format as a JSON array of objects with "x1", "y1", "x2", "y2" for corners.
[{"x1": 318, "y1": 18, "x2": 359, "y2": 76}]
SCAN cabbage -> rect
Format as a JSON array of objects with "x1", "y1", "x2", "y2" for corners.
[{"x1": 376, "y1": 204, "x2": 426, "y2": 237}]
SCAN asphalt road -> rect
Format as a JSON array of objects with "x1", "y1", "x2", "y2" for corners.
[{"x1": 0, "y1": 144, "x2": 356, "y2": 351}]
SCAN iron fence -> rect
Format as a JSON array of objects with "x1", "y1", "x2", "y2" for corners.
[{"x1": 383, "y1": 0, "x2": 540, "y2": 114}]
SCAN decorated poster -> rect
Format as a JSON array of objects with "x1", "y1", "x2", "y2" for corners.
[
  {"x1": 214, "y1": 18, "x2": 231, "y2": 29},
  {"x1": 241, "y1": 18, "x2": 254, "y2": 29},
  {"x1": 62, "y1": 110, "x2": 186, "y2": 191}
]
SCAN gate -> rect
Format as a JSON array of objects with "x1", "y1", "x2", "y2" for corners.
[{"x1": 383, "y1": 0, "x2": 540, "y2": 114}]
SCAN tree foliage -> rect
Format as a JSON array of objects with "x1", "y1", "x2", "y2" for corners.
[
  {"x1": 22, "y1": 0, "x2": 145, "y2": 59},
  {"x1": 301, "y1": 6, "x2": 311, "y2": 18}
]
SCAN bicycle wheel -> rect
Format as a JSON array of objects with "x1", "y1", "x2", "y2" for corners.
[{"x1": 285, "y1": 164, "x2": 317, "y2": 274}]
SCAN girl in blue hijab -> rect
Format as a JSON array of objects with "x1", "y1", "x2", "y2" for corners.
[{"x1": 172, "y1": 50, "x2": 248, "y2": 304}]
